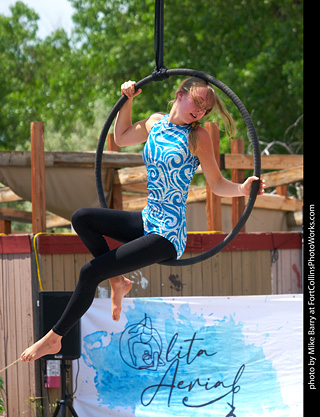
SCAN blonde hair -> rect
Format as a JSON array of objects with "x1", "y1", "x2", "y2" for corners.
[{"x1": 173, "y1": 77, "x2": 236, "y2": 154}]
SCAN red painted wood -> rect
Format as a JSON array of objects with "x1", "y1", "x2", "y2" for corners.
[
  {"x1": 185, "y1": 232, "x2": 302, "y2": 252},
  {"x1": 0, "y1": 235, "x2": 32, "y2": 254},
  {"x1": 35, "y1": 232, "x2": 302, "y2": 255},
  {"x1": 37, "y1": 234, "x2": 121, "y2": 254}
]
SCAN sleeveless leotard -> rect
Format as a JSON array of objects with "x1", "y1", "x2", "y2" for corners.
[{"x1": 141, "y1": 114, "x2": 200, "y2": 259}]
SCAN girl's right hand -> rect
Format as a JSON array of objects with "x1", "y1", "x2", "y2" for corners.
[{"x1": 121, "y1": 80, "x2": 142, "y2": 99}]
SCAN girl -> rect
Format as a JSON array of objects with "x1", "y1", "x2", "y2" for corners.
[{"x1": 21, "y1": 77, "x2": 265, "y2": 362}]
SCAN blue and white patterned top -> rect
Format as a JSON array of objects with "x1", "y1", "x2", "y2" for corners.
[{"x1": 141, "y1": 114, "x2": 200, "y2": 259}]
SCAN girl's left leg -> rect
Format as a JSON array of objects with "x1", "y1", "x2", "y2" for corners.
[
  {"x1": 21, "y1": 233, "x2": 176, "y2": 362},
  {"x1": 51, "y1": 233, "x2": 176, "y2": 337}
]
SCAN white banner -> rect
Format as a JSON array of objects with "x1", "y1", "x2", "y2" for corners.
[{"x1": 73, "y1": 295, "x2": 303, "y2": 417}]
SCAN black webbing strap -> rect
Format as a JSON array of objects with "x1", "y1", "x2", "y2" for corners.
[{"x1": 153, "y1": 0, "x2": 169, "y2": 80}]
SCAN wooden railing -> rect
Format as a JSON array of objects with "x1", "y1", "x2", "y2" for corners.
[
  {"x1": 0, "y1": 121, "x2": 303, "y2": 234},
  {"x1": 109, "y1": 122, "x2": 303, "y2": 232}
]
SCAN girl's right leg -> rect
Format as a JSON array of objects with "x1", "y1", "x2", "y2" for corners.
[
  {"x1": 21, "y1": 208, "x2": 146, "y2": 363},
  {"x1": 71, "y1": 207, "x2": 145, "y2": 258},
  {"x1": 51, "y1": 232, "x2": 176, "y2": 337},
  {"x1": 72, "y1": 207, "x2": 146, "y2": 320},
  {"x1": 21, "y1": 213, "x2": 177, "y2": 362}
]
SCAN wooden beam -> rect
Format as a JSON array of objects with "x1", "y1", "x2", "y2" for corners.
[
  {"x1": 116, "y1": 166, "x2": 148, "y2": 185},
  {"x1": 104, "y1": 168, "x2": 115, "y2": 207},
  {"x1": 122, "y1": 183, "x2": 148, "y2": 194},
  {"x1": 0, "y1": 151, "x2": 302, "y2": 170},
  {"x1": 224, "y1": 154, "x2": 303, "y2": 170},
  {"x1": 121, "y1": 187, "x2": 302, "y2": 212},
  {"x1": 114, "y1": 155, "x2": 303, "y2": 187},
  {"x1": 107, "y1": 133, "x2": 123, "y2": 210},
  {"x1": 276, "y1": 185, "x2": 288, "y2": 197},
  {"x1": 0, "y1": 150, "x2": 143, "y2": 168},
  {"x1": 261, "y1": 165, "x2": 303, "y2": 188},
  {"x1": 107, "y1": 132, "x2": 120, "y2": 152},
  {"x1": 0, "y1": 208, "x2": 71, "y2": 230},
  {"x1": 31, "y1": 121, "x2": 46, "y2": 233},
  {"x1": 205, "y1": 122, "x2": 222, "y2": 232},
  {"x1": 231, "y1": 139, "x2": 245, "y2": 232},
  {"x1": 0, "y1": 219, "x2": 11, "y2": 234},
  {"x1": 0, "y1": 207, "x2": 33, "y2": 223},
  {"x1": 111, "y1": 171, "x2": 123, "y2": 210},
  {"x1": 246, "y1": 194, "x2": 303, "y2": 212},
  {"x1": 122, "y1": 196, "x2": 147, "y2": 211},
  {"x1": 186, "y1": 186, "x2": 207, "y2": 203}
]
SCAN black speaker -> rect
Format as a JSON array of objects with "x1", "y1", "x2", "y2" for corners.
[{"x1": 39, "y1": 291, "x2": 81, "y2": 360}]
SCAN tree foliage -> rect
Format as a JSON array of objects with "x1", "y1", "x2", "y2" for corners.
[{"x1": 0, "y1": 0, "x2": 303, "y2": 153}]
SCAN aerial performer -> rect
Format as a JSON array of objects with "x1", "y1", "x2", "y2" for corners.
[{"x1": 21, "y1": 77, "x2": 265, "y2": 362}]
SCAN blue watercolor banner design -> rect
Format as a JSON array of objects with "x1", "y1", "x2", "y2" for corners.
[{"x1": 73, "y1": 295, "x2": 303, "y2": 417}]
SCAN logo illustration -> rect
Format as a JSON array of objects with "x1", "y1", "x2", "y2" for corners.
[{"x1": 119, "y1": 314, "x2": 165, "y2": 371}]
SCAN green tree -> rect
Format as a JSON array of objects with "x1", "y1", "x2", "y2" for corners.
[
  {"x1": 0, "y1": 1, "x2": 40, "y2": 149},
  {"x1": 0, "y1": 2, "x2": 97, "y2": 150},
  {"x1": 70, "y1": 0, "x2": 303, "y2": 152},
  {"x1": 0, "y1": 0, "x2": 303, "y2": 153}
]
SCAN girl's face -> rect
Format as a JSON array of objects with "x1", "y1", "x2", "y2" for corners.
[{"x1": 176, "y1": 86, "x2": 208, "y2": 125}]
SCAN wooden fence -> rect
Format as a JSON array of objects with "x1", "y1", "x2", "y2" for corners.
[
  {"x1": 0, "y1": 119, "x2": 304, "y2": 416},
  {"x1": 0, "y1": 121, "x2": 303, "y2": 234},
  {"x1": 0, "y1": 231, "x2": 302, "y2": 417},
  {"x1": 0, "y1": 236, "x2": 38, "y2": 417}
]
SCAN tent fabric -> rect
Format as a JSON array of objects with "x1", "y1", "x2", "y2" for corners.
[{"x1": 0, "y1": 166, "x2": 107, "y2": 220}]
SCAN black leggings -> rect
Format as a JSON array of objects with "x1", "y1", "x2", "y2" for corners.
[{"x1": 52, "y1": 208, "x2": 177, "y2": 336}]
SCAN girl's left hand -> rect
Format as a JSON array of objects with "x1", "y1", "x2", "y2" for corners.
[{"x1": 240, "y1": 176, "x2": 266, "y2": 196}]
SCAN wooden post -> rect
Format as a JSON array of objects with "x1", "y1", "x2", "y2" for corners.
[
  {"x1": 205, "y1": 122, "x2": 222, "y2": 232},
  {"x1": 276, "y1": 185, "x2": 288, "y2": 196},
  {"x1": 31, "y1": 122, "x2": 46, "y2": 233},
  {"x1": 107, "y1": 133, "x2": 123, "y2": 210},
  {"x1": 231, "y1": 139, "x2": 245, "y2": 232},
  {"x1": 0, "y1": 219, "x2": 11, "y2": 234}
]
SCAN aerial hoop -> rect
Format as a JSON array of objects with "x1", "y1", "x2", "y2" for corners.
[{"x1": 95, "y1": 68, "x2": 261, "y2": 266}]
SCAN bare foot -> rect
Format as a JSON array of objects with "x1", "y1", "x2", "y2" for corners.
[
  {"x1": 21, "y1": 330, "x2": 62, "y2": 362},
  {"x1": 109, "y1": 275, "x2": 132, "y2": 321}
]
